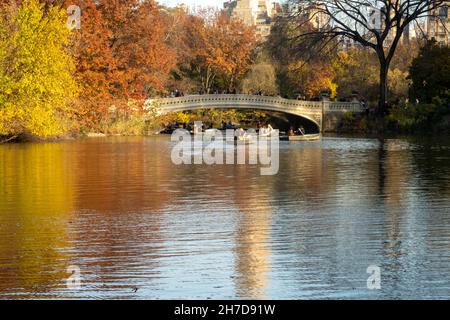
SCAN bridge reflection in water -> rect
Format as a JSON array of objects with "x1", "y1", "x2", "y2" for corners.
[{"x1": 146, "y1": 94, "x2": 365, "y2": 132}]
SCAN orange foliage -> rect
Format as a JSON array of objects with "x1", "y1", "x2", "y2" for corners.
[
  {"x1": 287, "y1": 60, "x2": 337, "y2": 99},
  {"x1": 100, "y1": 0, "x2": 176, "y2": 99},
  {"x1": 176, "y1": 9, "x2": 257, "y2": 93},
  {"x1": 68, "y1": 0, "x2": 177, "y2": 128},
  {"x1": 208, "y1": 12, "x2": 257, "y2": 91},
  {"x1": 71, "y1": 0, "x2": 117, "y2": 128}
]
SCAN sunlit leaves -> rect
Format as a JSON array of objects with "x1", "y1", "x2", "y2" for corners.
[{"x1": 0, "y1": 0, "x2": 77, "y2": 137}]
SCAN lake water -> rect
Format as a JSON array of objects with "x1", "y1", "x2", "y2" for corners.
[{"x1": 0, "y1": 136, "x2": 450, "y2": 299}]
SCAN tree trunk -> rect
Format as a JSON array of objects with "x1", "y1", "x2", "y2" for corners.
[
  {"x1": 379, "y1": 62, "x2": 389, "y2": 115},
  {"x1": 0, "y1": 135, "x2": 19, "y2": 144},
  {"x1": 228, "y1": 72, "x2": 235, "y2": 93}
]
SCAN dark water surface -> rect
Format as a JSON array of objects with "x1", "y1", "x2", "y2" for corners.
[{"x1": 1, "y1": 136, "x2": 450, "y2": 299}]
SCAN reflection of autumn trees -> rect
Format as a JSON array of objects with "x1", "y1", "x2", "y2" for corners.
[
  {"x1": 376, "y1": 138, "x2": 450, "y2": 278},
  {"x1": 383, "y1": 140, "x2": 413, "y2": 210},
  {"x1": 0, "y1": 138, "x2": 173, "y2": 297},
  {"x1": 70, "y1": 139, "x2": 168, "y2": 292},
  {"x1": 276, "y1": 145, "x2": 337, "y2": 202},
  {"x1": 166, "y1": 146, "x2": 340, "y2": 299},
  {"x1": 0, "y1": 143, "x2": 75, "y2": 297},
  {"x1": 409, "y1": 137, "x2": 450, "y2": 198},
  {"x1": 74, "y1": 137, "x2": 171, "y2": 213},
  {"x1": 165, "y1": 153, "x2": 274, "y2": 298}
]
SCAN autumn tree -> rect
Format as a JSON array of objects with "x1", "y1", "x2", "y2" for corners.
[
  {"x1": 0, "y1": 0, "x2": 77, "y2": 140},
  {"x1": 332, "y1": 39, "x2": 420, "y2": 103},
  {"x1": 161, "y1": 6, "x2": 200, "y2": 94},
  {"x1": 210, "y1": 12, "x2": 257, "y2": 92},
  {"x1": 287, "y1": 59, "x2": 337, "y2": 99},
  {"x1": 174, "y1": 9, "x2": 257, "y2": 94},
  {"x1": 241, "y1": 52, "x2": 279, "y2": 95},
  {"x1": 177, "y1": 12, "x2": 215, "y2": 93},
  {"x1": 70, "y1": 0, "x2": 117, "y2": 129},
  {"x1": 332, "y1": 48, "x2": 379, "y2": 100},
  {"x1": 286, "y1": 0, "x2": 445, "y2": 112},
  {"x1": 268, "y1": 11, "x2": 341, "y2": 99},
  {"x1": 100, "y1": 0, "x2": 176, "y2": 100}
]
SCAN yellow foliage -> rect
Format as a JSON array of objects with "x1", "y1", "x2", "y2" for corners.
[
  {"x1": 0, "y1": 0, "x2": 77, "y2": 137},
  {"x1": 388, "y1": 68, "x2": 410, "y2": 99},
  {"x1": 332, "y1": 48, "x2": 381, "y2": 100},
  {"x1": 176, "y1": 112, "x2": 191, "y2": 124},
  {"x1": 287, "y1": 60, "x2": 337, "y2": 99}
]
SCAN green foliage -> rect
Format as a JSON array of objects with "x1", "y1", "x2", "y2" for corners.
[
  {"x1": 332, "y1": 49, "x2": 379, "y2": 100},
  {"x1": 339, "y1": 111, "x2": 357, "y2": 131},
  {"x1": 409, "y1": 41, "x2": 450, "y2": 104},
  {"x1": 358, "y1": 116, "x2": 368, "y2": 131},
  {"x1": 342, "y1": 111, "x2": 355, "y2": 126},
  {"x1": 337, "y1": 112, "x2": 371, "y2": 133},
  {"x1": 387, "y1": 101, "x2": 450, "y2": 132},
  {"x1": 0, "y1": 0, "x2": 77, "y2": 137},
  {"x1": 241, "y1": 51, "x2": 278, "y2": 95},
  {"x1": 389, "y1": 42, "x2": 450, "y2": 133}
]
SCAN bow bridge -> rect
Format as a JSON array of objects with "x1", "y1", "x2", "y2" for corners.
[{"x1": 145, "y1": 94, "x2": 365, "y2": 132}]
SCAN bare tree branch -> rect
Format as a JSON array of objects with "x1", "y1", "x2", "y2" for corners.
[{"x1": 284, "y1": 0, "x2": 446, "y2": 110}]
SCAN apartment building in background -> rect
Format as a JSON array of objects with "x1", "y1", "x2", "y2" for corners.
[
  {"x1": 427, "y1": 1, "x2": 450, "y2": 46},
  {"x1": 222, "y1": 1, "x2": 449, "y2": 46},
  {"x1": 223, "y1": 0, "x2": 282, "y2": 39}
]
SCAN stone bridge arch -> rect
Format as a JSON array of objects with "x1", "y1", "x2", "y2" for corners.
[{"x1": 145, "y1": 94, "x2": 364, "y2": 132}]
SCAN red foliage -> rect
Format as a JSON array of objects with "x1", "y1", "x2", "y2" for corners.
[{"x1": 65, "y1": 0, "x2": 177, "y2": 127}]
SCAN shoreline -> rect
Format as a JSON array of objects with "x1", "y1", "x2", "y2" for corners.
[{"x1": 2, "y1": 130, "x2": 449, "y2": 144}]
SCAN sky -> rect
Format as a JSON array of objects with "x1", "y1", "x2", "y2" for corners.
[{"x1": 160, "y1": 0, "x2": 223, "y2": 8}]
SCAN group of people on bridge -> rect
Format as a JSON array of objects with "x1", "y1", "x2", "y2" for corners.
[
  {"x1": 165, "y1": 88, "x2": 368, "y2": 107},
  {"x1": 166, "y1": 88, "x2": 282, "y2": 98}
]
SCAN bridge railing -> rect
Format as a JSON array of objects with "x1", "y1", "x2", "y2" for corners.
[
  {"x1": 146, "y1": 94, "x2": 364, "y2": 113},
  {"x1": 325, "y1": 101, "x2": 365, "y2": 112}
]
